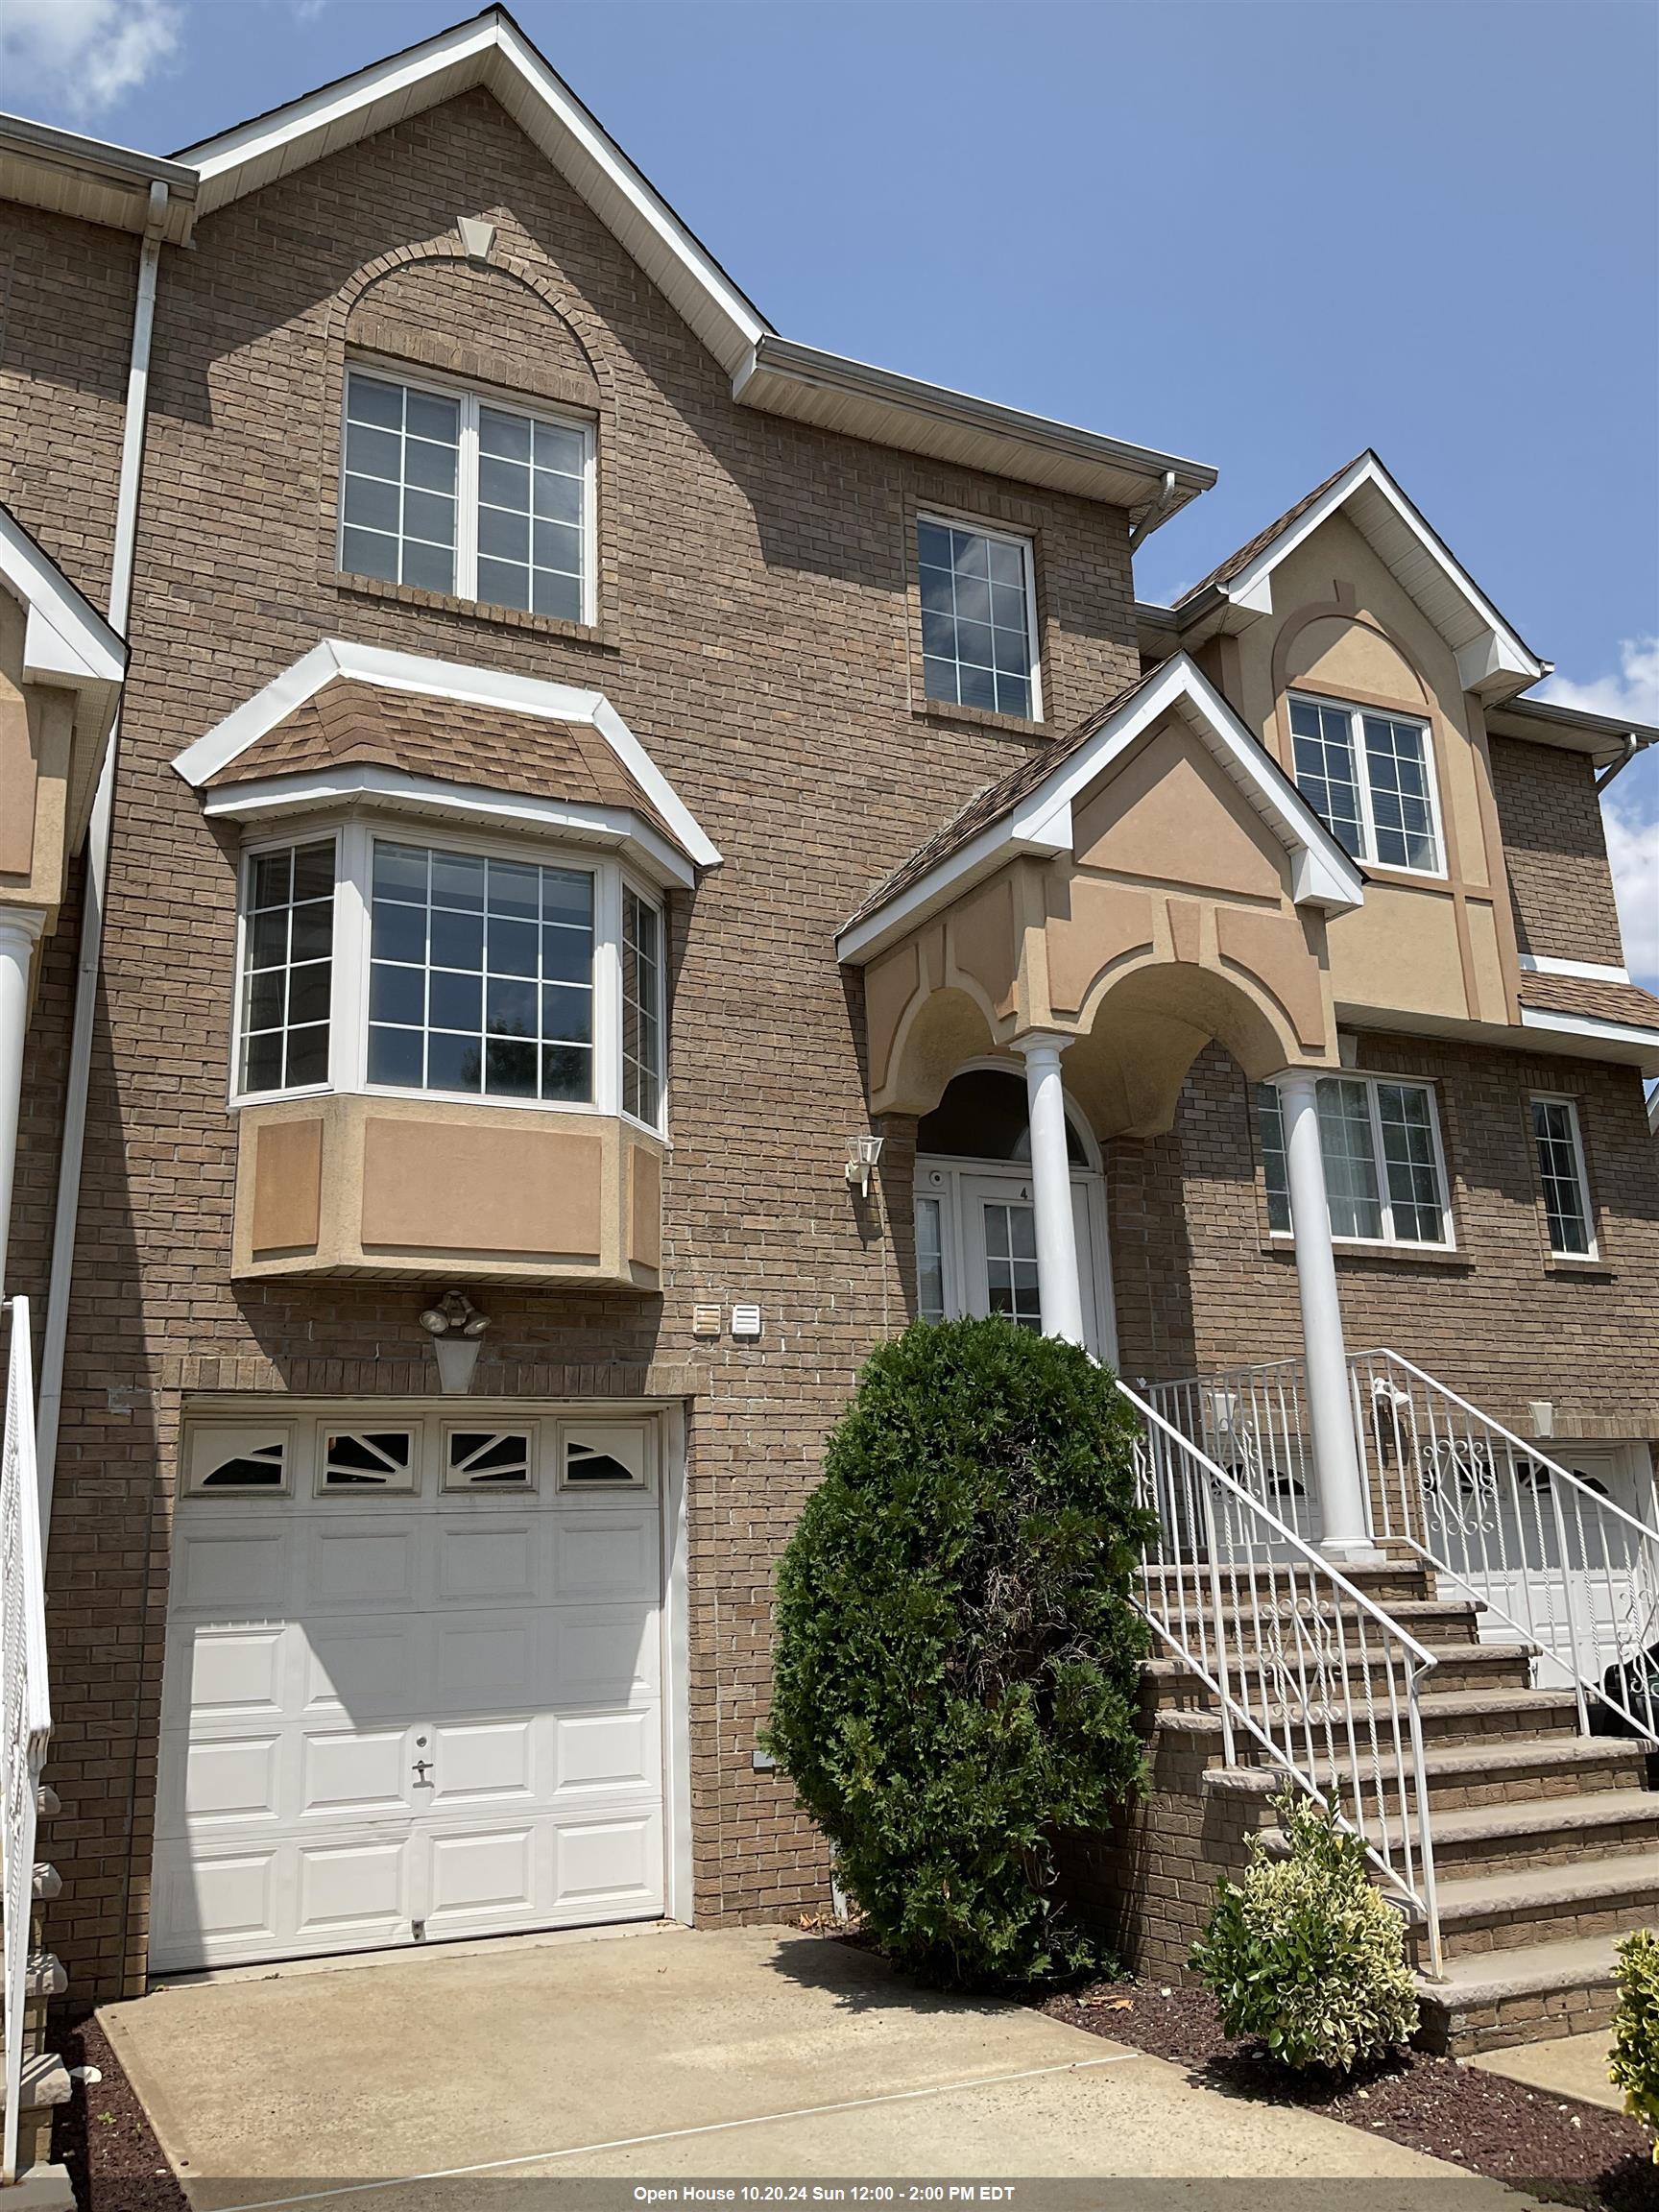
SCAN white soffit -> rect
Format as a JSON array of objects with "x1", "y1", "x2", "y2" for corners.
[
  {"x1": 0, "y1": 502, "x2": 127, "y2": 692},
  {"x1": 170, "y1": 637, "x2": 721, "y2": 871},
  {"x1": 1221, "y1": 454, "x2": 1544, "y2": 697},
  {"x1": 0, "y1": 116, "x2": 197, "y2": 244},
  {"x1": 176, "y1": 9, "x2": 769, "y2": 378},
  {"x1": 836, "y1": 653, "x2": 1364, "y2": 965}
]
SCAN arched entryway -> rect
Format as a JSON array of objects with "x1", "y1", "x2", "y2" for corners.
[{"x1": 912, "y1": 1064, "x2": 1118, "y2": 1362}]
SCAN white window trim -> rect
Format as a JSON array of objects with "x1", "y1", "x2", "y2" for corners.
[
  {"x1": 228, "y1": 815, "x2": 668, "y2": 1135},
  {"x1": 1530, "y1": 1092, "x2": 1599, "y2": 1260},
  {"x1": 620, "y1": 883, "x2": 667, "y2": 1138},
  {"x1": 1287, "y1": 688, "x2": 1446, "y2": 878},
  {"x1": 341, "y1": 355, "x2": 598, "y2": 626},
  {"x1": 918, "y1": 510, "x2": 1044, "y2": 723},
  {"x1": 1265, "y1": 1071, "x2": 1456, "y2": 1252}
]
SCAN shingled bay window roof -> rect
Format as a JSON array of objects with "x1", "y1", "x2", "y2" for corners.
[{"x1": 171, "y1": 638, "x2": 718, "y2": 888}]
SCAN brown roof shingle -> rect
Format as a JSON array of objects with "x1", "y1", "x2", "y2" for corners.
[
  {"x1": 204, "y1": 678, "x2": 681, "y2": 851},
  {"x1": 1519, "y1": 972, "x2": 1659, "y2": 1031},
  {"x1": 1175, "y1": 451, "x2": 1367, "y2": 607}
]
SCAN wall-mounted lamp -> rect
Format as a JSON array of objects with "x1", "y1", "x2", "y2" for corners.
[
  {"x1": 420, "y1": 1289, "x2": 491, "y2": 1395},
  {"x1": 845, "y1": 1133, "x2": 884, "y2": 1198}
]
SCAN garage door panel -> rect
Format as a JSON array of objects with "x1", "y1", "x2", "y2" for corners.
[
  {"x1": 433, "y1": 1616, "x2": 538, "y2": 1712},
  {"x1": 427, "y1": 1719, "x2": 536, "y2": 1805},
  {"x1": 425, "y1": 1825, "x2": 537, "y2": 1930},
  {"x1": 304, "y1": 1619, "x2": 421, "y2": 1717},
  {"x1": 549, "y1": 1603, "x2": 660, "y2": 1703},
  {"x1": 175, "y1": 1624, "x2": 286, "y2": 1720},
  {"x1": 301, "y1": 1726, "x2": 413, "y2": 1817},
  {"x1": 553, "y1": 1514, "x2": 657, "y2": 1602},
  {"x1": 154, "y1": 1842, "x2": 280, "y2": 1963},
  {"x1": 554, "y1": 1809, "x2": 662, "y2": 1911},
  {"x1": 159, "y1": 1406, "x2": 668, "y2": 1973},
  {"x1": 434, "y1": 1519, "x2": 541, "y2": 1604},
  {"x1": 172, "y1": 1525, "x2": 289, "y2": 1617},
  {"x1": 304, "y1": 1521, "x2": 420, "y2": 1610},
  {"x1": 297, "y1": 1837, "x2": 412, "y2": 1941},
  {"x1": 553, "y1": 1709, "x2": 659, "y2": 1796}
]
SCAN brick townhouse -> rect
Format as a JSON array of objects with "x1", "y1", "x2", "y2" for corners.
[{"x1": 1, "y1": 3, "x2": 1656, "y2": 2060}]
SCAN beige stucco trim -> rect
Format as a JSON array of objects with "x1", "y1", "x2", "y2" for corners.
[{"x1": 231, "y1": 1091, "x2": 663, "y2": 1286}]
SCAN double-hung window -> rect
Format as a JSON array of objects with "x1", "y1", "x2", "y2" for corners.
[
  {"x1": 238, "y1": 839, "x2": 335, "y2": 1094},
  {"x1": 1287, "y1": 693, "x2": 1442, "y2": 872},
  {"x1": 1531, "y1": 1096, "x2": 1597, "y2": 1258},
  {"x1": 1259, "y1": 1073, "x2": 1452, "y2": 1248},
  {"x1": 918, "y1": 517, "x2": 1040, "y2": 720},
  {"x1": 341, "y1": 368, "x2": 593, "y2": 623},
  {"x1": 233, "y1": 830, "x2": 665, "y2": 1129}
]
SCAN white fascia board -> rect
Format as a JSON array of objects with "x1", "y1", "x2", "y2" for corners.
[
  {"x1": 1519, "y1": 953, "x2": 1631, "y2": 985},
  {"x1": 834, "y1": 816, "x2": 1070, "y2": 966},
  {"x1": 1017, "y1": 655, "x2": 1364, "y2": 913},
  {"x1": 1221, "y1": 455, "x2": 1543, "y2": 685},
  {"x1": 172, "y1": 638, "x2": 719, "y2": 872},
  {"x1": 180, "y1": 13, "x2": 765, "y2": 376},
  {"x1": 0, "y1": 507, "x2": 127, "y2": 689},
  {"x1": 835, "y1": 653, "x2": 1363, "y2": 964},
  {"x1": 201, "y1": 764, "x2": 697, "y2": 889},
  {"x1": 1519, "y1": 1005, "x2": 1659, "y2": 1064}
]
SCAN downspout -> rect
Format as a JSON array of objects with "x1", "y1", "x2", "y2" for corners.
[
  {"x1": 1595, "y1": 731, "x2": 1649, "y2": 795},
  {"x1": 35, "y1": 180, "x2": 170, "y2": 1530},
  {"x1": 1127, "y1": 469, "x2": 1178, "y2": 553}
]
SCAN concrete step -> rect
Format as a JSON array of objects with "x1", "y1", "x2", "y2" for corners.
[
  {"x1": 1143, "y1": 1560, "x2": 1432, "y2": 1608},
  {"x1": 1432, "y1": 1850, "x2": 1659, "y2": 1960},
  {"x1": 1143, "y1": 1641, "x2": 1533, "y2": 1711},
  {"x1": 1419, "y1": 1787, "x2": 1659, "y2": 1880},
  {"x1": 1149, "y1": 1597, "x2": 1486, "y2": 1647},
  {"x1": 28, "y1": 1865, "x2": 58, "y2": 1904},
  {"x1": 1412, "y1": 1684, "x2": 1583, "y2": 1746},
  {"x1": 1415, "y1": 1934, "x2": 1623, "y2": 2056},
  {"x1": 33, "y1": 1788, "x2": 59, "y2": 1822},
  {"x1": 1209, "y1": 1733, "x2": 1648, "y2": 1821},
  {"x1": 0, "y1": 2049, "x2": 71, "y2": 2114}
]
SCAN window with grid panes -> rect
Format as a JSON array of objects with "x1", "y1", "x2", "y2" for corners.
[
  {"x1": 1259, "y1": 1074, "x2": 1450, "y2": 1247},
  {"x1": 918, "y1": 517, "x2": 1038, "y2": 719},
  {"x1": 1287, "y1": 694, "x2": 1442, "y2": 871},
  {"x1": 239, "y1": 840, "x2": 335, "y2": 1094},
  {"x1": 621, "y1": 888, "x2": 662, "y2": 1125},
  {"x1": 1531, "y1": 1097, "x2": 1596, "y2": 1257}
]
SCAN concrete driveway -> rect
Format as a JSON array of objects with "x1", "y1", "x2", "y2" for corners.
[{"x1": 101, "y1": 1923, "x2": 1534, "y2": 2211}]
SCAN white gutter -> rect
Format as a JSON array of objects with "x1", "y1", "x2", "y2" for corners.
[{"x1": 35, "y1": 180, "x2": 170, "y2": 1530}]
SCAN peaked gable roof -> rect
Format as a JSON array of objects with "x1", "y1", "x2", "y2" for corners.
[
  {"x1": 0, "y1": 499, "x2": 127, "y2": 693},
  {"x1": 1153, "y1": 451, "x2": 1546, "y2": 701},
  {"x1": 177, "y1": 7, "x2": 769, "y2": 377},
  {"x1": 837, "y1": 653, "x2": 1364, "y2": 964},
  {"x1": 172, "y1": 638, "x2": 719, "y2": 881}
]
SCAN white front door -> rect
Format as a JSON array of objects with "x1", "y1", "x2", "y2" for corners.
[
  {"x1": 917, "y1": 1158, "x2": 1116, "y2": 1363},
  {"x1": 153, "y1": 1405, "x2": 668, "y2": 1973}
]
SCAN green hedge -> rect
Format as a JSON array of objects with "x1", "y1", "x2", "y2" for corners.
[{"x1": 764, "y1": 1316, "x2": 1152, "y2": 1988}]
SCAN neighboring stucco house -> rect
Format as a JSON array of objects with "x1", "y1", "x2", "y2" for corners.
[{"x1": 0, "y1": 5, "x2": 1655, "y2": 2136}]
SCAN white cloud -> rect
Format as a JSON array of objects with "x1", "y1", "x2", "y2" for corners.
[
  {"x1": 1, "y1": 0, "x2": 180, "y2": 119},
  {"x1": 1604, "y1": 796, "x2": 1659, "y2": 991},
  {"x1": 1535, "y1": 637, "x2": 1659, "y2": 992},
  {"x1": 1538, "y1": 635, "x2": 1659, "y2": 725}
]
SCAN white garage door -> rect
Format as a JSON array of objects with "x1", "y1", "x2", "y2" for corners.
[{"x1": 153, "y1": 1406, "x2": 667, "y2": 1973}]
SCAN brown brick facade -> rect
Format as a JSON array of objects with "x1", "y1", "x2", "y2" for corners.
[
  {"x1": 1, "y1": 77, "x2": 1653, "y2": 2011},
  {"x1": 1489, "y1": 733, "x2": 1628, "y2": 967}
]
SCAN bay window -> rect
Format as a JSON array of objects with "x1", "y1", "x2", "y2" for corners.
[
  {"x1": 1287, "y1": 692, "x2": 1443, "y2": 873},
  {"x1": 1259, "y1": 1073, "x2": 1452, "y2": 1249},
  {"x1": 234, "y1": 827, "x2": 664, "y2": 1127}
]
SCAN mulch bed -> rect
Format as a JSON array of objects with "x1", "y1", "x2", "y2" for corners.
[
  {"x1": 1042, "y1": 1976, "x2": 1659, "y2": 2210},
  {"x1": 51, "y1": 2016, "x2": 190, "y2": 2212}
]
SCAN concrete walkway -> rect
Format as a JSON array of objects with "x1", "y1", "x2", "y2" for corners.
[
  {"x1": 1472, "y1": 2026, "x2": 1624, "y2": 2114},
  {"x1": 102, "y1": 1924, "x2": 1538, "y2": 2210}
]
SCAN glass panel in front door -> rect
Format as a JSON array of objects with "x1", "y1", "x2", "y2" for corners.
[{"x1": 982, "y1": 1200, "x2": 1042, "y2": 1330}]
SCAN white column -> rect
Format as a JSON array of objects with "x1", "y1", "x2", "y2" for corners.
[
  {"x1": 0, "y1": 910, "x2": 45, "y2": 1305},
  {"x1": 1278, "y1": 1070, "x2": 1376, "y2": 1560},
  {"x1": 1018, "y1": 1032, "x2": 1085, "y2": 1345}
]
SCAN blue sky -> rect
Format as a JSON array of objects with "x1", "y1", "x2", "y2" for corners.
[{"x1": 6, "y1": 0, "x2": 1656, "y2": 982}]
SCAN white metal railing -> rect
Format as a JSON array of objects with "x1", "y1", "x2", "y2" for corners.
[
  {"x1": 1, "y1": 1300, "x2": 50, "y2": 2185},
  {"x1": 1352, "y1": 1348, "x2": 1659, "y2": 1742},
  {"x1": 1144, "y1": 1358, "x2": 1322, "y2": 1549},
  {"x1": 1118, "y1": 1376, "x2": 1444, "y2": 1975}
]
